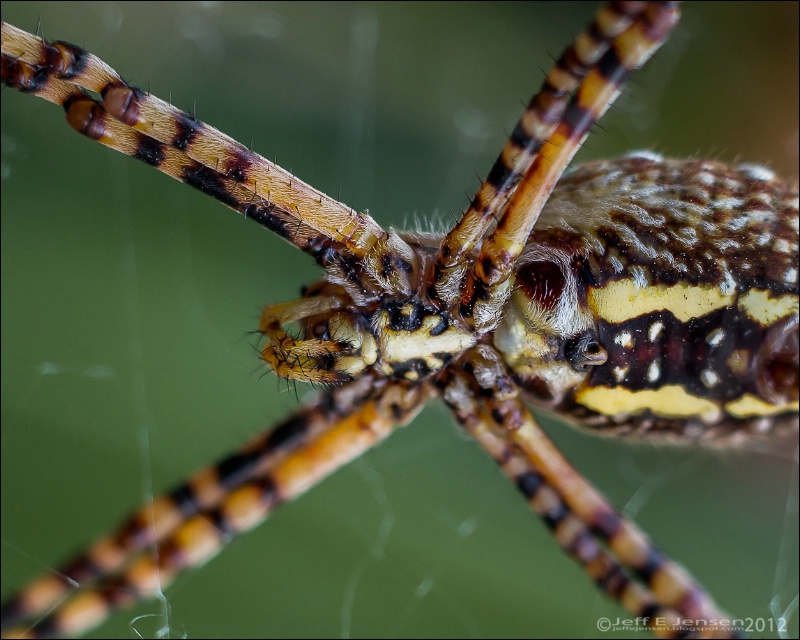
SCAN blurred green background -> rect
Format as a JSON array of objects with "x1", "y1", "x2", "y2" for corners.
[{"x1": 2, "y1": 2, "x2": 797, "y2": 638}]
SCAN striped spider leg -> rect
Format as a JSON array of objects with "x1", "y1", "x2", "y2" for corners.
[{"x1": 2, "y1": 2, "x2": 798, "y2": 639}]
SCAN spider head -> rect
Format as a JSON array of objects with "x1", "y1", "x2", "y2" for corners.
[{"x1": 493, "y1": 249, "x2": 607, "y2": 402}]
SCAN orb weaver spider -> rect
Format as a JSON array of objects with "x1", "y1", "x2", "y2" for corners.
[{"x1": 1, "y1": 2, "x2": 798, "y2": 638}]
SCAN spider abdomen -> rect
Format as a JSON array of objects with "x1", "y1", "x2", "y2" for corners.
[{"x1": 502, "y1": 155, "x2": 799, "y2": 444}]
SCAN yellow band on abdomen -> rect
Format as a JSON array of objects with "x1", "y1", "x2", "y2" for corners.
[
  {"x1": 587, "y1": 278, "x2": 734, "y2": 323},
  {"x1": 576, "y1": 384, "x2": 721, "y2": 421}
]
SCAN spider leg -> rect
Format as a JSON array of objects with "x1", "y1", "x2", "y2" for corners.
[
  {"x1": 427, "y1": 2, "x2": 681, "y2": 329},
  {"x1": 0, "y1": 54, "x2": 345, "y2": 268},
  {"x1": 467, "y1": 2, "x2": 680, "y2": 319},
  {"x1": 1, "y1": 23, "x2": 422, "y2": 296},
  {"x1": 0, "y1": 24, "x2": 382, "y2": 259},
  {"x1": 438, "y1": 348, "x2": 739, "y2": 639},
  {"x1": 431, "y1": 0, "x2": 654, "y2": 307},
  {"x1": 441, "y1": 371, "x2": 687, "y2": 635},
  {"x1": 0, "y1": 375, "x2": 430, "y2": 639}
]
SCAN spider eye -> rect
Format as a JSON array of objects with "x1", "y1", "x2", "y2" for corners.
[
  {"x1": 516, "y1": 261, "x2": 565, "y2": 310},
  {"x1": 565, "y1": 333, "x2": 607, "y2": 371}
]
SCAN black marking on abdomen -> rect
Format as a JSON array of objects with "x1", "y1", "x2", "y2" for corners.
[{"x1": 592, "y1": 306, "x2": 770, "y2": 402}]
